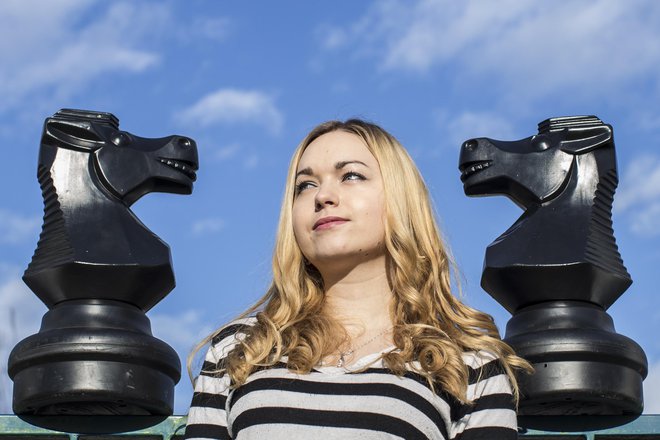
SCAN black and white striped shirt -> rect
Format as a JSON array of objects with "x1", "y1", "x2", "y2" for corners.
[{"x1": 184, "y1": 317, "x2": 518, "y2": 439}]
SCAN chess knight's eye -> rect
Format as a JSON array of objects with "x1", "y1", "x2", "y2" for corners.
[
  {"x1": 111, "y1": 132, "x2": 131, "y2": 147},
  {"x1": 532, "y1": 136, "x2": 550, "y2": 151}
]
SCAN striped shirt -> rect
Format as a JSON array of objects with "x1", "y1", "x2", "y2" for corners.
[{"x1": 185, "y1": 317, "x2": 518, "y2": 440}]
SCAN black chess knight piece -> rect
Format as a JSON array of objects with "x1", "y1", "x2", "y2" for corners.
[
  {"x1": 459, "y1": 116, "x2": 647, "y2": 416},
  {"x1": 8, "y1": 109, "x2": 198, "y2": 420}
]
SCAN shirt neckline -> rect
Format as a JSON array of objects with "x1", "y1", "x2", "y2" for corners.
[{"x1": 312, "y1": 345, "x2": 398, "y2": 374}]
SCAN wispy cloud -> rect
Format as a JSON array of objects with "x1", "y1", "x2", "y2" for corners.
[
  {"x1": 191, "y1": 218, "x2": 225, "y2": 236},
  {"x1": 615, "y1": 155, "x2": 660, "y2": 237},
  {"x1": 0, "y1": 269, "x2": 43, "y2": 349},
  {"x1": 149, "y1": 309, "x2": 213, "y2": 413},
  {"x1": 0, "y1": 210, "x2": 40, "y2": 245},
  {"x1": 203, "y1": 141, "x2": 261, "y2": 170},
  {"x1": 214, "y1": 143, "x2": 241, "y2": 162},
  {"x1": 243, "y1": 152, "x2": 260, "y2": 170},
  {"x1": 187, "y1": 17, "x2": 233, "y2": 42},
  {"x1": 0, "y1": 1, "x2": 168, "y2": 113},
  {"x1": 316, "y1": 24, "x2": 349, "y2": 50},
  {"x1": 149, "y1": 309, "x2": 213, "y2": 359},
  {"x1": 178, "y1": 88, "x2": 284, "y2": 135},
  {"x1": 616, "y1": 155, "x2": 660, "y2": 211},
  {"x1": 644, "y1": 360, "x2": 660, "y2": 413},
  {"x1": 630, "y1": 203, "x2": 660, "y2": 237},
  {"x1": 0, "y1": 266, "x2": 47, "y2": 412},
  {"x1": 434, "y1": 109, "x2": 517, "y2": 149},
  {"x1": 320, "y1": 0, "x2": 660, "y2": 100}
]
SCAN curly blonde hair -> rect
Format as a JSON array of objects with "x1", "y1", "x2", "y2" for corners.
[{"x1": 190, "y1": 119, "x2": 531, "y2": 403}]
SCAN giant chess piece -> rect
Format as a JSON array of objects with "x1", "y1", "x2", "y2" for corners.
[
  {"x1": 459, "y1": 116, "x2": 647, "y2": 415},
  {"x1": 8, "y1": 109, "x2": 198, "y2": 417}
]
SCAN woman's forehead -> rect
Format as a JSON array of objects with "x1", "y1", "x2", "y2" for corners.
[{"x1": 296, "y1": 131, "x2": 377, "y2": 170}]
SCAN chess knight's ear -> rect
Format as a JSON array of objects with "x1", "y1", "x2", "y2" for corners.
[
  {"x1": 44, "y1": 118, "x2": 105, "y2": 151},
  {"x1": 559, "y1": 125, "x2": 612, "y2": 154}
]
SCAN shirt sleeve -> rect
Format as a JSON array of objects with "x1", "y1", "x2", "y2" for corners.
[
  {"x1": 184, "y1": 321, "x2": 253, "y2": 440},
  {"x1": 449, "y1": 351, "x2": 518, "y2": 440}
]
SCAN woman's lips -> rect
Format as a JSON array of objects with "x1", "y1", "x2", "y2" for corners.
[{"x1": 313, "y1": 217, "x2": 348, "y2": 230}]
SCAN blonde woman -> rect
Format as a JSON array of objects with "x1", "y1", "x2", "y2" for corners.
[{"x1": 184, "y1": 120, "x2": 531, "y2": 440}]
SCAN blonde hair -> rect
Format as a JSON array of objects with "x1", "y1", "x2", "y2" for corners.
[{"x1": 190, "y1": 119, "x2": 531, "y2": 402}]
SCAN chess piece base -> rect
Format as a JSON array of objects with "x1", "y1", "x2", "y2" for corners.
[
  {"x1": 505, "y1": 301, "x2": 647, "y2": 415},
  {"x1": 8, "y1": 300, "x2": 180, "y2": 416}
]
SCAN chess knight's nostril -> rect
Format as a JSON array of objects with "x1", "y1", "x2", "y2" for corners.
[{"x1": 463, "y1": 139, "x2": 478, "y2": 151}]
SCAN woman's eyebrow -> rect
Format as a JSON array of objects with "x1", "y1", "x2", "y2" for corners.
[
  {"x1": 335, "y1": 160, "x2": 368, "y2": 169},
  {"x1": 295, "y1": 167, "x2": 313, "y2": 179},
  {"x1": 296, "y1": 160, "x2": 368, "y2": 179}
]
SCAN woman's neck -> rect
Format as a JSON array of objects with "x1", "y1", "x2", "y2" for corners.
[{"x1": 321, "y1": 256, "x2": 393, "y2": 335}]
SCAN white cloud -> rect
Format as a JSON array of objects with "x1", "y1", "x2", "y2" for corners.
[
  {"x1": 644, "y1": 360, "x2": 660, "y2": 413},
  {"x1": 148, "y1": 309, "x2": 214, "y2": 414},
  {"x1": 616, "y1": 155, "x2": 660, "y2": 212},
  {"x1": 191, "y1": 218, "x2": 225, "y2": 236},
  {"x1": 149, "y1": 309, "x2": 213, "y2": 358},
  {"x1": 189, "y1": 17, "x2": 233, "y2": 42},
  {"x1": 316, "y1": 24, "x2": 349, "y2": 50},
  {"x1": 0, "y1": 1, "x2": 166, "y2": 112},
  {"x1": 615, "y1": 155, "x2": 660, "y2": 237},
  {"x1": 178, "y1": 88, "x2": 284, "y2": 135},
  {"x1": 434, "y1": 109, "x2": 517, "y2": 148},
  {"x1": 630, "y1": 202, "x2": 660, "y2": 238},
  {"x1": 244, "y1": 152, "x2": 260, "y2": 170},
  {"x1": 215, "y1": 143, "x2": 241, "y2": 162},
  {"x1": 207, "y1": 142, "x2": 261, "y2": 169},
  {"x1": 0, "y1": 266, "x2": 46, "y2": 346},
  {"x1": 0, "y1": 266, "x2": 48, "y2": 412},
  {"x1": 0, "y1": 210, "x2": 40, "y2": 244},
  {"x1": 637, "y1": 113, "x2": 660, "y2": 132},
  {"x1": 321, "y1": 0, "x2": 660, "y2": 99}
]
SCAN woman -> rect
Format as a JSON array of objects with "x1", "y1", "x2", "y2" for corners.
[{"x1": 185, "y1": 119, "x2": 531, "y2": 440}]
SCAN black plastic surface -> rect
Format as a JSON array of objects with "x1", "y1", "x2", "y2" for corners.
[
  {"x1": 460, "y1": 116, "x2": 647, "y2": 417},
  {"x1": 8, "y1": 109, "x2": 198, "y2": 422}
]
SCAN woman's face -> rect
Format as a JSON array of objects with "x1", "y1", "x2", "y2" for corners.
[{"x1": 292, "y1": 131, "x2": 386, "y2": 273}]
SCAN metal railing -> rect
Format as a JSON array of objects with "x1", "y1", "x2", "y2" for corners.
[{"x1": 1, "y1": 415, "x2": 659, "y2": 439}]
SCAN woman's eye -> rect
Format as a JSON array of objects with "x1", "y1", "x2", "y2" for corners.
[
  {"x1": 295, "y1": 181, "x2": 315, "y2": 194},
  {"x1": 342, "y1": 171, "x2": 366, "y2": 181}
]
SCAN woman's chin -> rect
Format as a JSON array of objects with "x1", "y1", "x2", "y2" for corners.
[{"x1": 309, "y1": 250, "x2": 386, "y2": 272}]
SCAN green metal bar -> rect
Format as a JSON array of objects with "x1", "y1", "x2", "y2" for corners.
[
  {"x1": 0, "y1": 416, "x2": 187, "y2": 439},
  {"x1": 519, "y1": 415, "x2": 660, "y2": 438},
  {"x1": 0, "y1": 415, "x2": 659, "y2": 438}
]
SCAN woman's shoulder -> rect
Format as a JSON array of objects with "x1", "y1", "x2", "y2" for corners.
[
  {"x1": 210, "y1": 316, "x2": 257, "y2": 345},
  {"x1": 460, "y1": 349, "x2": 499, "y2": 370},
  {"x1": 460, "y1": 349, "x2": 513, "y2": 399},
  {"x1": 207, "y1": 316, "x2": 257, "y2": 362},
  {"x1": 460, "y1": 350, "x2": 509, "y2": 384}
]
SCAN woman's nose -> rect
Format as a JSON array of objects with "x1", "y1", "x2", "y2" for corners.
[{"x1": 314, "y1": 184, "x2": 338, "y2": 212}]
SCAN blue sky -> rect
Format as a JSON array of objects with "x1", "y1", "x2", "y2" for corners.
[{"x1": 1, "y1": 0, "x2": 659, "y2": 415}]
